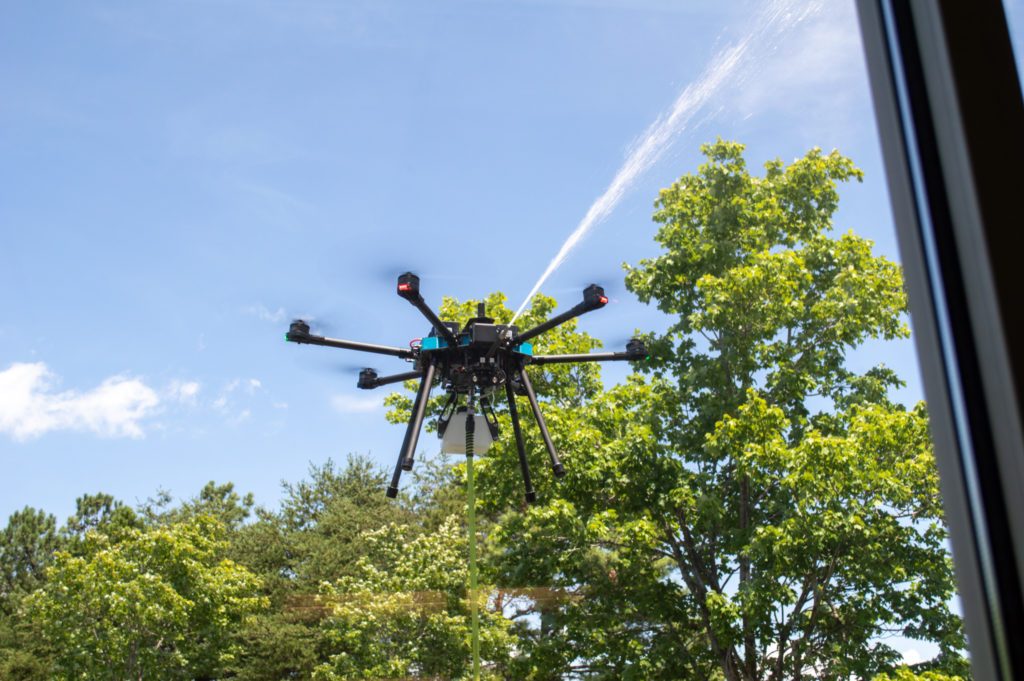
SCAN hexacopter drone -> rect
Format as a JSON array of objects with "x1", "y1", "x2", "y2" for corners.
[{"x1": 285, "y1": 272, "x2": 646, "y2": 501}]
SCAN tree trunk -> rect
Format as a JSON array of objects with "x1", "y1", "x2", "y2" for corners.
[{"x1": 740, "y1": 474, "x2": 755, "y2": 680}]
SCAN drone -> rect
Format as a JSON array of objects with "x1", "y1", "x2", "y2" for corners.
[{"x1": 285, "y1": 272, "x2": 647, "y2": 502}]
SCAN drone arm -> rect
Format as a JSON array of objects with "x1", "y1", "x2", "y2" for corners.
[
  {"x1": 530, "y1": 350, "x2": 642, "y2": 365},
  {"x1": 505, "y1": 380, "x2": 537, "y2": 503},
  {"x1": 514, "y1": 285, "x2": 608, "y2": 345},
  {"x1": 362, "y1": 370, "x2": 422, "y2": 389},
  {"x1": 407, "y1": 297, "x2": 459, "y2": 346},
  {"x1": 530, "y1": 339, "x2": 647, "y2": 366},
  {"x1": 396, "y1": 273, "x2": 459, "y2": 346},
  {"x1": 514, "y1": 304, "x2": 591, "y2": 345},
  {"x1": 518, "y1": 367, "x2": 565, "y2": 478},
  {"x1": 386, "y1": 359, "x2": 437, "y2": 498},
  {"x1": 287, "y1": 330, "x2": 415, "y2": 359}
]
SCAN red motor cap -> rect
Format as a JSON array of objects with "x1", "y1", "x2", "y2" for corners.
[
  {"x1": 397, "y1": 272, "x2": 420, "y2": 297},
  {"x1": 582, "y1": 284, "x2": 607, "y2": 309}
]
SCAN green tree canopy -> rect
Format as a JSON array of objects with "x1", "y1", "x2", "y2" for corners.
[
  {"x1": 62, "y1": 492, "x2": 143, "y2": 552},
  {"x1": 0, "y1": 507, "x2": 59, "y2": 614},
  {"x1": 142, "y1": 481, "x2": 256, "y2": 531},
  {"x1": 312, "y1": 515, "x2": 516, "y2": 680},
  {"x1": 472, "y1": 140, "x2": 965, "y2": 680},
  {"x1": 26, "y1": 515, "x2": 266, "y2": 680},
  {"x1": 0, "y1": 507, "x2": 61, "y2": 679},
  {"x1": 224, "y1": 455, "x2": 411, "y2": 680},
  {"x1": 0, "y1": 140, "x2": 968, "y2": 681}
]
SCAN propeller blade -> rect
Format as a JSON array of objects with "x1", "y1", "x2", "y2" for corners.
[
  {"x1": 336, "y1": 362, "x2": 379, "y2": 375},
  {"x1": 540, "y1": 268, "x2": 628, "y2": 302}
]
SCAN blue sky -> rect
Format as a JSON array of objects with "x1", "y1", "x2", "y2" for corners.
[{"x1": 2, "y1": 0, "x2": 1022, "y2": 585}]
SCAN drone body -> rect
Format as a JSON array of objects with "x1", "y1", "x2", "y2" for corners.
[{"x1": 286, "y1": 272, "x2": 646, "y2": 501}]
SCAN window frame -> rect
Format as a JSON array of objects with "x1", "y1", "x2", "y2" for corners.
[{"x1": 856, "y1": 1, "x2": 1024, "y2": 677}]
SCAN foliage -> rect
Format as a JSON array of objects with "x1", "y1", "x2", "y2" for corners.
[
  {"x1": 142, "y1": 481, "x2": 256, "y2": 531},
  {"x1": 618, "y1": 140, "x2": 964, "y2": 678},
  {"x1": 0, "y1": 140, "x2": 970, "y2": 680},
  {"x1": 313, "y1": 515, "x2": 515, "y2": 680},
  {"x1": 0, "y1": 507, "x2": 61, "y2": 678},
  {"x1": 226, "y1": 610, "x2": 327, "y2": 681},
  {"x1": 471, "y1": 141, "x2": 966, "y2": 679},
  {"x1": 280, "y1": 455, "x2": 411, "y2": 587},
  {"x1": 25, "y1": 516, "x2": 266, "y2": 680},
  {"x1": 62, "y1": 492, "x2": 143, "y2": 553},
  {"x1": 874, "y1": 669, "x2": 966, "y2": 681},
  {"x1": 1, "y1": 507, "x2": 59, "y2": 614},
  {"x1": 223, "y1": 455, "x2": 409, "y2": 679}
]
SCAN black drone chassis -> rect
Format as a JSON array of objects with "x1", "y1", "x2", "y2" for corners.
[{"x1": 285, "y1": 272, "x2": 646, "y2": 502}]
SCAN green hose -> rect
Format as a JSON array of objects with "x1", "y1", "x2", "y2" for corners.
[{"x1": 466, "y1": 407, "x2": 481, "y2": 681}]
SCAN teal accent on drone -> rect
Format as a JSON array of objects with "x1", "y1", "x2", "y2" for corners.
[
  {"x1": 420, "y1": 336, "x2": 472, "y2": 351},
  {"x1": 419, "y1": 336, "x2": 533, "y2": 356}
]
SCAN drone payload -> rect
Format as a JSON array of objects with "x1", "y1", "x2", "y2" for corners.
[{"x1": 285, "y1": 272, "x2": 647, "y2": 502}]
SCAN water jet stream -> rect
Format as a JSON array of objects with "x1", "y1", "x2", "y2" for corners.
[{"x1": 511, "y1": 0, "x2": 823, "y2": 322}]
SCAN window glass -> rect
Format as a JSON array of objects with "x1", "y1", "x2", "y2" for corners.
[{"x1": 0, "y1": 1, "x2": 973, "y2": 678}]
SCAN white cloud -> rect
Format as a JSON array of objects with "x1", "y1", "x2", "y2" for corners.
[
  {"x1": 212, "y1": 379, "x2": 240, "y2": 411},
  {"x1": 167, "y1": 379, "x2": 201, "y2": 404},
  {"x1": 330, "y1": 394, "x2": 383, "y2": 414},
  {"x1": 0, "y1": 362, "x2": 159, "y2": 441},
  {"x1": 208, "y1": 378, "x2": 273, "y2": 425},
  {"x1": 227, "y1": 408, "x2": 252, "y2": 426}
]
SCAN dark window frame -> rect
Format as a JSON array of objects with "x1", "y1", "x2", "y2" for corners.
[{"x1": 856, "y1": 1, "x2": 1024, "y2": 677}]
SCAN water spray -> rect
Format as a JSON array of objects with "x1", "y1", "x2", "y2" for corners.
[{"x1": 510, "y1": 0, "x2": 823, "y2": 322}]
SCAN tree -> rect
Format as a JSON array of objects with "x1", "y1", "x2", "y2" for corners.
[
  {"x1": 141, "y1": 481, "x2": 255, "y2": 531},
  {"x1": 278, "y1": 455, "x2": 409, "y2": 587},
  {"x1": 874, "y1": 669, "x2": 965, "y2": 681},
  {"x1": 0, "y1": 507, "x2": 60, "y2": 679},
  {"x1": 224, "y1": 455, "x2": 408, "y2": 680},
  {"x1": 62, "y1": 492, "x2": 143, "y2": 553},
  {"x1": 312, "y1": 515, "x2": 515, "y2": 680},
  {"x1": 0, "y1": 507, "x2": 59, "y2": 614},
  {"x1": 26, "y1": 515, "x2": 266, "y2": 680},
  {"x1": 476, "y1": 141, "x2": 965, "y2": 679},
  {"x1": 623, "y1": 140, "x2": 964, "y2": 678}
]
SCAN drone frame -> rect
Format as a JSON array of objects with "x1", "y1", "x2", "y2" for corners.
[{"x1": 285, "y1": 272, "x2": 646, "y2": 502}]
